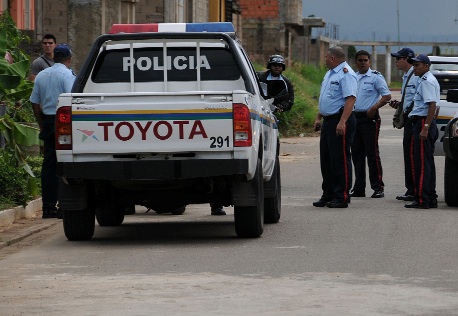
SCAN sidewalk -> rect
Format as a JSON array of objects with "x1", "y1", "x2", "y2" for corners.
[{"x1": 0, "y1": 198, "x2": 60, "y2": 250}]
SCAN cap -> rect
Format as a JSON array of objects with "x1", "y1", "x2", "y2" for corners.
[
  {"x1": 391, "y1": 47, "x2": 415, "y2": 59},
  {"x1": 409, "y1": 54, "x2": 431, "y2": 65},
  {"x1": 54, "y1": 44, "x2": 72, "y2": 57}
]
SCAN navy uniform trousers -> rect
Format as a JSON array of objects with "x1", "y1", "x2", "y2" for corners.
[
  {"x1": 351, "y1": 113, "x2": 384, "y2": 193},
  {"x1": 319, "y1": 113, "x2": 356, "y2": 203},
  {"x1": 411, "y1": 117, "x2": 438, "y2": 204},
  {"x1": 40, "y1": 115, "x2": 58, "y2": 210},
  {"x1": 403, "y1": 117, "x2": 415, "y2": 196}
]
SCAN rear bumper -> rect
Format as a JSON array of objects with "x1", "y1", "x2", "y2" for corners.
[{"x1": 57, "y1": 159, "x2": 249, "y2": 180}]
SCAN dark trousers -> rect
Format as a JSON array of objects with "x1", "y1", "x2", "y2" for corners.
[
  {"x1": 411, "y1": 118, "x2": 438, "y2": 204},
  {"x1": 40, "y1": 116, "x2": 58, "y2": 210},
  {"x1": 351, "y1": 115, "x2": 384, "y2": 192},
  {"x1": 403, "y1": 118, "x2": 415, "y2": 196},
  {"x1": 319, "y1": 113, "x2": 356, "y2": 203}
]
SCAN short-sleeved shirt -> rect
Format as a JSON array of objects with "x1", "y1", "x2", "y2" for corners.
[
  {"x1": 29, "y1": 54, "x2": 54, "y2": 76},
  {"x1": 319, "y1": 61, "x2": 357, "y2": 116},
  {"x1": 354, "y1": 68, "x2": 390, "y2": 112},
  {"x1": 401, "y1": 67, "x2": 417, "y2": 111},
  {"x1": 408, "y1": 71, "x2": 440, "y2": 117},
  {"x1": 30, "y1": 63, "x2": 76, "y2": 115}
]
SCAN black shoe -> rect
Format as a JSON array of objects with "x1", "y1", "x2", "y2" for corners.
[
  {"x1": 42, "y1": 207, "x2": 59, "y2": 219},
  {"x1": 326, "y1": 200, "x2": 348, "y2": 208},
  {"x1": 313, "y1": 199, "x2": 330, "y2": 207},
  {"x1": 350, "y1": 189, "x2": 365, "y2": 197},
  {"x1": 404, "y1": 201, "x2": 429, "y2": 209},
  {"x1": 211, "y1": 206, "x2": 226, "y2": 215},
  {"x1": 396, "y1": 194, "x2": 415, "y2": 201},
  {"x1": 371, "y1": 191, "x2": 384, "y2": 198},
  {"x1": 429, "y1": 199, "x2": 438, "y2": 208}
]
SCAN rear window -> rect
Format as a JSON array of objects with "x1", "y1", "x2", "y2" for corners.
[{"x1": 91, "y1": 47, "x2": 241, "y2": 83}]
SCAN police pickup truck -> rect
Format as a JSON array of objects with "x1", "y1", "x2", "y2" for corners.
[
  {"x1": 56, "y1": 23, "x2": 281, "y2": 240},
  {"x1": 442, "y1": 91, "x2": 458, "y2": 206}
]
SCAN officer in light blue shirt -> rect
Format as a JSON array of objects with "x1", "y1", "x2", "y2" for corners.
[
  {"x1": 350, "y1": 50, "x2": 391, "y2": 199},
  {"x1": 405, "y1": 54, "x2": 440, "y2": 209},
  {"x1": 313, "y1": 46, "x2": 357, "y2": 209},
  {"x1": 30, "y1": 44, "x2": 76, "y2": 219}
]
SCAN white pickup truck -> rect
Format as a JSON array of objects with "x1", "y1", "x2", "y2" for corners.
[{"x1": 56, "y1": 23, "x2": 281, "y2": 240}]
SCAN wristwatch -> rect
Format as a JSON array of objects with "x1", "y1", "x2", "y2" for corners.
[{"x1": 424, "y1": 124, "x2": 429, "y2": 129}]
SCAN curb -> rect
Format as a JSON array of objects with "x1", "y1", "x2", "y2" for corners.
[{"x1": 0, "y1": 198, "x2": 60, "y2": 250}]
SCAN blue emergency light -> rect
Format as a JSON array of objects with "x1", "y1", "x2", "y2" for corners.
[{"x1": 109, "y1": 22, "x2": 235, "y2": 34}]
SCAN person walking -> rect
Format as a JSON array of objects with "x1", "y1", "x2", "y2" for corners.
[
  {"x1": 313, "y1": 46, "x2": 357, "y2": 208},
  {"x1": 30, "y1": 44, "x2": 76, "y2": 218},
  {"x1": 28, "y1": 34, "x2": 57, "y2": 81},
  {"x1": 350, "y1": 50, "x2": 391, "y2": 198},
  {"x1": 405, "y1": 54, "x2": 440, "y2": 209},
  {"x1": 389, "y1": 48, "x2": 417, "y2": 202},
  {"x1": 257, "y1": 54, "x2": 295, "y2": 112}
]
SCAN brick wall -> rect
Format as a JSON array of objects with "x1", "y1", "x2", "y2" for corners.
[{"x1": 239, "y1": 0, "x2": 279, "y2": 19}]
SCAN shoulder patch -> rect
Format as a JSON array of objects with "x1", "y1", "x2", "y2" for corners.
[
  {"x1": 422, "y1": 75, "x2": 427, "y2": 80},
  {"x1": 372, "y1": 70, "x2": 381, "y2": 75},
  {"x1": 343, "y1": 67, "x2": 348, "y2": 73}
]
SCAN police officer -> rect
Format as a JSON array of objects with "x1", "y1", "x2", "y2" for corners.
[
  {"x1": 30, "y1": 44, "x2": 76, "y2": 218},
  {"x1": 389, "y1": 47, "x2": 417, "y2": 202},
  {"x1": 257, "y1": 54, "x2": 295, "y2": 112},
  {"x1": 350, "y1": 50, "x2": 391, "y2": 199},
  {"x1": 405, "y1": 54, "x2": 440, "y2": 209},
  {"x1": 313, "y1": 46, "x2": 357, "y2": 208}
]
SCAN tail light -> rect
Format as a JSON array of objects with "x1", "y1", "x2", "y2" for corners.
[
  {"x1": 56, "y1": 106, "x2": 72, "y2": 150},
  {"x1": 233, "y1": 103, "x2": 252, "y2": 147}
]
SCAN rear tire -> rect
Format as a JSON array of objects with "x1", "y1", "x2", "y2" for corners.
[
  {"x1": 264, "y1": 156, "x2": 281, "y2": 223},
  {"x1": 444, "y1": 156, "x2": 458, "y2": 206},
  {"x1": 63, "y1": 208, "x2": 95, "y2": 241},
  {"x1": 234, "y1": 159, "x2": 264, "y2": 238}
]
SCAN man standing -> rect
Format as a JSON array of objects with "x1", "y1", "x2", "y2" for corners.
[
  {"x1": 313, "y1": 46, "x2": 357, "y2": 208},
  {"x1": 30, "y1": 44, "x2": 76, "y2": 218},
  {"x1": 28, "y1": 34, "x2": 56, "y2": 81},
  {"x1": 257, "y1": 54, "x2": 295, "y2": 112},
  {"x1": 350, "y1": 50, "x2": 391, "y2": 199},
  {"x1": 405, "y1": 54, "x2": 440, "y2": 209},
  {"x1": 389, "y1": 48, "x2": 417, "y2": 202}
]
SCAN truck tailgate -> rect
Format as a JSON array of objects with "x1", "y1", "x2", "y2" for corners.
[{"x1": 70, "y1": 93, "x2": 234, "y2": 154}]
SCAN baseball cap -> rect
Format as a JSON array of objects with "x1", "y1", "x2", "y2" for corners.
[
  {"x1": 391, "y1": 47, "x2": 415, "y2": 58},
  {"x1": 54, "y1": 44, "x2": 72, "y2": 57},
  {"x1": 408, "y1": 54, "x2": 431, "y2": 65}
]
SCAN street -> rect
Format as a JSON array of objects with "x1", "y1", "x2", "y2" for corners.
[{"x1": 1, "y1": 103, "x2": 458, "y2": 315}]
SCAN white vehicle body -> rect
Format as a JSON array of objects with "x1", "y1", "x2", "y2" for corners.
[{"x1": 55, "y1": 23, "x2": 281, "y2": 240}]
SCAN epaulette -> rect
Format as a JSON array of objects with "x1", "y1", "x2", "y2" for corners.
[
  {"x1": 343, "y1": 68, "x2": 348, "y2": 73},
  {"x1": 371, "y1": 70, "x2": 381, "y2": 75},
  {"x1": 421, "y1": 75, "x2": 427, "y2": 80}
]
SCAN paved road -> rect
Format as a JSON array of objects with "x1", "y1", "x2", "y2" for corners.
[{"x1": 1, "y1": 100, "x2": 458, "y2": 315}]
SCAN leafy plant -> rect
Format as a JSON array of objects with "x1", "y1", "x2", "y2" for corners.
[{"x1": 0, "y1": 12, "x2": 40, "y2": 199}]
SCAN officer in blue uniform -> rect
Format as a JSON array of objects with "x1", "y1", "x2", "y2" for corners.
[
  {"x1": 30, "y1": 44, "x2": 76, "y2": 218},
  {"x1": 313, "y1": 46, "x2": 357, "y2": 208},
  {"x1": 350, "y1": 50, "x2": 391, "y2": 198},
  {"x1": 389, "y1": 47, "x2": 417, "y2": 202},
  {"x1": 405, "y1": 54, "x2": 440, "y2": 209}
]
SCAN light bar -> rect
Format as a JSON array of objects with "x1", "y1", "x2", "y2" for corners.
[{"x1": 109, "y1": 22, "x2": 235, "y2": 34}]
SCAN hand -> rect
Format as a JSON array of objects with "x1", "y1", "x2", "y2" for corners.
[
  {"x1": 420, "y1": 127, "x2": 428, "y2": 141},
  {"x1": 314, "y1": 120, "x2": 321, "y2": 132},
  {"x1": 389, "y1": 100, "x2": 399, "y2": 109},
  {"x1": 336, "y1": 121, "x2": 346, "y2": 136}
]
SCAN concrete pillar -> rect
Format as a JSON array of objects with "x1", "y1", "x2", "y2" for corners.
[
  {"x1": 371, "y1": 45, "x2": 377, "y2": 70},
  {"x1": 385, "y1": 45, "x2": 391, "y2": 86}
]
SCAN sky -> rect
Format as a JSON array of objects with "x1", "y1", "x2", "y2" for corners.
[{"x1": 302, "y1": 0, "x2": 458, "y2": 44}]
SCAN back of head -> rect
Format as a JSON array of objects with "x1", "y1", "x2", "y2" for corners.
[
  {"x1": 267, "y1": 54, "x2": 286, "y2": 70},
  {"x1": 53, "y1": 44, "x2": 72, "y2": 63},
  {"x1": 329, "y1": 46, "x2": 346, "y2": 60}
]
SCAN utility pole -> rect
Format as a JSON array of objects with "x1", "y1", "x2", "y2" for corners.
[{"x1": 397, "y1": 0, "x2": 400, "y2": 49}]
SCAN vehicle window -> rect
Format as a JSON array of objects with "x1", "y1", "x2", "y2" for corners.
[
  {"x1": 430, "y1": 63, "x2": 458, "y2": 71},
  {"x1": 91, "y1": 47, "x2": 242, "y2": 83}
]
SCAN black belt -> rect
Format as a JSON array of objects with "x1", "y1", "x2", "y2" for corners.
[
  {"x1": 43, "y1": 114, "x2": 55, "y2": 120},
  {"x1": 323, "y1": 108, "x2": 344, "y2": 121},
  {"x1": 353, "y1": 111, "x2": 367, "y2": 119},
  {"x1": 410, "y1": 115, "x2": 427, "y2": 122}
]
